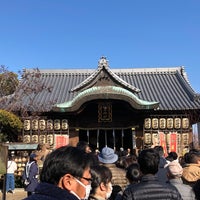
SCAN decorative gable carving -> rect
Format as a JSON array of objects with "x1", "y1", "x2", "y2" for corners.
[{"x1": 71, "y1": 56, "x2": 140, "y2": 93}]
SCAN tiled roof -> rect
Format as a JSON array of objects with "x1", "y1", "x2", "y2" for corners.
[{"x1": 18, "y1": 64, "x2": 200, "y2": 112}]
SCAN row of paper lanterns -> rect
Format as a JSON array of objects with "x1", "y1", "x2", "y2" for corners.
[
  {"x1": 23, "y1": 134, "x2": 54, "y2": 144},
  {"x1": 144, "y1": 117, "x2": 189, "y2": 129},
  {"x1": 24, "y1": 119, "x2": 68, "y2": 131},
  {"x1": 144, "y1": 132, "x2": 189, "y2": 145}
]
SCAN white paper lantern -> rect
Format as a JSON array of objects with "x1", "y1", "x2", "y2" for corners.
[
  {"x1": 144, "y1": 118, "x2": 151, "y2": 129},
  {"x1": 159, "y1": 118, "x2": 166, "y2": 129},
  {"x1": 54, "y1": 119, "x2": 61, "y2": 130},
  {"x1": 152, "y1": 118, "x2": 158, "y2": 129},
  {"x1": 32, "y1": 119, "x2": 38, "y2": 131},
  {"x1": 24, "y1": 120, "x2": 30, "y2": 131},
  {"x1": 62, "y1": 119, "x2": 68, "y2": 130},
  {"x1": 47, "y1": 120, "x2": 53, "y2": 130},
  {"x1": 39, "y1": 119, "x2": 46, "y2": 130},
  {"x1": 167, "y1": 118, "x2": 173, "y2": 129},
  {"x1": 182, "y1": 118, "x2": 189, "y2": 129},
  {"x1": 32, "y1": 135, "x2": 38, "y2": 143},
  {"x1": 23, "y1": 135, "x2": 30, "y2": 143},
  {"x1": 174, "y1": 118, "x2": 181, "y2": 129},
  {"x1": 144, "y1": 133, "x2": 151, "y2": 144}
]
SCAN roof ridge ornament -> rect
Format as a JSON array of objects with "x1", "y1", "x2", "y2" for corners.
[{"x1": 98, "y1": 56, "x2": 109, "y2": 68}]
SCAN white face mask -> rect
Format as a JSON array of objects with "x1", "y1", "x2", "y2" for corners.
[
  {"x1": 106, "y1": 183, "x2": 113, "y2": 199},
  {"x1": 75, "y1": 178, "x2": 91, "y2": 200}
]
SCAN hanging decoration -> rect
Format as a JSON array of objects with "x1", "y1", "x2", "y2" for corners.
[
  {"x1": 97, "y1": 129, "x2": 99, "y2": 148},
  {"x1": 152, "y1": 118, "x2": 158, "y2": 129},
  {"x1": 32, "y1": 134, "x2": 38, "y2": 143},
  {"x1": 112, "y1": 129, "x2": 115, "y2": 149},
  {"x1": 32, "y1": 119, "x2": 38, "y2": 131},
  {"x1": 167, "y1": 118, "x2": 173, "y2": 129},
  {"x1": 23, "y1": 135, "x2": 30, "y2": 143},
  {"x1": 39, "y1": 119, "x2": 46, "y2": 131},
  {"x1": 182, "y1": 118, "x2": 189, "y2": 129},
  {"x1": 47, "y1": 134, "x2": 54, "y2": 145},
  {"x1": 159, "y1": 132, "x2": 167, "y2": 157},
  {"x1": 39, "y1": 135, "x2": 46, "y2": 144},
  {"x1": 54, "y1": 134, "x2": 69, "y2": 149},
  {"x1": 152, "y1": 133, "x2": 159, "y2": 146},
  {"x1": 47, "y1": 120, "x2": 54, "y2": 130},
  {"x1": 62, "y1": 119, "x2": 68, "y2": 130},
  {"x1": 144, "y1": 133, "x2": 151, "y2": 145},
  {"x1": 167, "y1": 132, "x2": 177, "y2": 152},
  {"x1": 144, "y1": 118, "x2": 151, "y2": 129},
  {"x1": 174, "y1": 118, "x2": 181, "y2": 129},
  {"x1": 24, "y1": 120, "x2": 30, "y2": 131},
  {"x1": 159, "y1": 118, "x2": 166, "y2": 129},
  {"x1": 54, "y1": 119, "x2": 61, "y2": 130}
]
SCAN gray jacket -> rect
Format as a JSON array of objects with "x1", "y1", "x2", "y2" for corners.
[{"x1": 168, "y1": 178, "x2": 196, "y2": 200}]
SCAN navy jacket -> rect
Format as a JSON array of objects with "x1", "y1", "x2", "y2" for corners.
[
  {"x1": 23, "y1": 182, "x2": 80, "y2": 200},
  {"x1": 22, "y1": 161, "x2": 39, "y2": 192}
]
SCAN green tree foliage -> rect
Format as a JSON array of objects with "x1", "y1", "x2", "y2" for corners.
[
  {"x1": 0, "y1": 109, "x2": 23, "y2": 142},
  {"x1": 0, "y1": 65, "x2": 19, "y2": 97}
]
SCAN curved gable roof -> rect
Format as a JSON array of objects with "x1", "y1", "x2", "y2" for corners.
[
  {"x1": 71, "y1": 56, "x2": 140, "y2": 93},
  {"x1": 54, "y1": 86, "x2": 159, "y2": 112}
]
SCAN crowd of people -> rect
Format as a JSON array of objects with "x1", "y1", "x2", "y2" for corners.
[{"x1": 6, "y1": 142, "x2": 200, "y2": 200}]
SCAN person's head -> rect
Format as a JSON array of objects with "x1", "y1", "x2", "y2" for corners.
[
  {"x1": 40, "y1": 145, "x2": 92, "y2": 200},
  {"x1": 183, "y1": 149, "x2": 200, "y2": 164},
  {"x1": 188, "y1": 149, "x2": 200, "y2": 164},
  {"x1": 38, "y1": 143, "x2": 51, "y2": 151},
  {"x1": 183, "y1": 152, "x2": 190, "y2": 164},
  {"x1": 138, "y1": 148, "x2": 160, "y2": 175},
  {"x1": 95, "y1": 149, "x2": 100, "y2": 155},
  {"x1": 154, "y1": 146, "x2": 164, "y2": 158},
  {"x1": 76, "y1": 141, "x2": 91, "y2": 153},
  {"x1": 126, "y1": 163, "x2": 141, "y2": 184},
  {"x1": 120, "y1": 147, "x2": 124, "y2": 152},
  {"x1": 29, "y1": 153, "x2": 38, "y2": 162},
  {"x1": 166, "y1": 151, "x2": 178, "y2": 162},
  {"x1": 98, "y1": 147, "x2": 118, "y2": 164},
  {"x1": 8, "y1": 155, "x2": 14, "y2": 161},
  {"x1": 90, "y1": 165, "x2": 113, "y2": 199},
  {"x1": 122, "y1": 155, "x2": 137, "y2": 169}
]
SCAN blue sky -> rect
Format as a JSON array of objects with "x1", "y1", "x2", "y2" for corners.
[{"x1": 0, "y1": 1, "x2": 200, "y2": 92}]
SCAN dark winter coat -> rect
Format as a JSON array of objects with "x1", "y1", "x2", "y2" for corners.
[
  {"x1": 122, "y1": 174, "x2": 183, "y2": 200},
  {"x1": 22, "y1": 161, "x2": 39, "y2": 192},
  {"x1": 156, "y1": 157, "x2": 168, "y2": 183},
  {"x1": 22, "y1": 182, "x2": 80, "y2": 200}
]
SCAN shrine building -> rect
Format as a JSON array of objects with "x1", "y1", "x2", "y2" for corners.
[{"x1": 15, "y1": 57, "x2": 200, "y2": 155}]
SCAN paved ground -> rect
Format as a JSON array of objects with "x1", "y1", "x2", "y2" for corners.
[{"x1": 0, "y1": 188, "x2": 27, "y2": 200}]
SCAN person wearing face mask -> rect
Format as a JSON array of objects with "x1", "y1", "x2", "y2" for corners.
[
  {"x1": 89, "y1": 165, "x2": 113, "y2": 200},
  {"x1": 22, "y1": 145, "x2": 93, "y2": 200}
]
